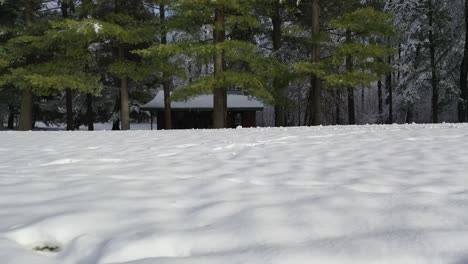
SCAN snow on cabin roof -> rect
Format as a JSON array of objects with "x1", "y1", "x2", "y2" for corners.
[{"x1": 141, "y1": 91, "x2": 264, "y2": 111}]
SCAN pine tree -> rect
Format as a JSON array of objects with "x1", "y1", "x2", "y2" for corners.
[
  {"x1": 255, "y1": 0, "x2": 292, "y2": 127},
  {"x1": 60, "y1": 0, "x2": 75, "y2": 130},
  {"x1": 0, "y1": 0, "x2": 105, "y2": 130},
  {"x1": 386, "y1": 0, "x2": 462, "y2": 123},
  {"x1": 159, "y1": 0, "x2": 172, "y2": 129},
  {"x1": 100, "y1": 0, "x2": 158, "y2": 130},
  {"x1": 164, "y1": 0, "x2": 274, "y2": 129},
  {"x1": 327, "y1": 7, "x2": 394, "y2": 124},
  {"x1": 135, "y1": 0, "x2": 185, "y2": 130}
]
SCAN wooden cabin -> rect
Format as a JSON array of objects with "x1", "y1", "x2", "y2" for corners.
[{"x1": 141, "y1": 91, "x2": 264, "y2": 130}]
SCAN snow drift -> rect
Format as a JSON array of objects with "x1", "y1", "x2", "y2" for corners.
[{"x1": 0, "y1": 124, "x2": 468, "y2": 264}]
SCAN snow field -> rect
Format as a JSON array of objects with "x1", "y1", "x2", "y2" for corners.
[{"x1": 0, "y1": 124, "x2": 468, "y2": 264}]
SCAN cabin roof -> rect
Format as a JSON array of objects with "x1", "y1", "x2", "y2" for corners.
[{"x1": 141, "y1": 91, "x2": 264, "y2": 111}]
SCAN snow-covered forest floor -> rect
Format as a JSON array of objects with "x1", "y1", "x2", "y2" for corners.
[{"x1": 1, "y1": 124, "x2": 468, "y2": 264}]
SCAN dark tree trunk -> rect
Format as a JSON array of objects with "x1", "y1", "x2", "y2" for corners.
[
  {"x1": 345, "y1": 30, "x2": 355, "y2": 125},
  {"x1": 65, "y1": 89, "x2": 74, "y2": 130},
  {"x1": 160, "y1": 2, "x2": 172, "y2": 129},
  {"x1": 309, "y1": 0, "x2": 321, "y2": 126},
  {"x1": 335, "y1": 89, "x2": 342, "y2": 125},
  {"x1": 378, "y1": 80, "x2": 383, "y2": 124},
  {"x1": 118, "y1": 47, "x2": 130, "y2": 130},
  {"x1": 112, "y1": 91, "x2": 121, "y2": 131},
  {"x1": 86, "y1": 93, "x2": 94, "y2": 130},
  {"x1": 7, "y1": 106, "x2": 14, "y2": 129},
  {"x1": 112, "y1": 119, "x2": 120, "y2": 130},
  {"x1": 18, "y1": 0, "x2": 34, "y2": 131},
  {"x1": 297, "y1": 97, "x2": 302, "y2": 126},
  {"x1": 361, "y1": 88, "x2": 365, "y2": 112},
  {"x1": 386, "y1": 57, "x2": 393, "y2": 124},
  {"x1": 213, "y1": 7, "x2": 226, "y2": 129},
  {"x1": 272, "y1": 0, "x2": 285, "y2": 127},
  {"x1": 428, "y1": 0, "x2": 438, "y2": 123},
  {"x1": 79, "y1": 0, "x2": 94, "y2": 131},
  {"x1": 347, "y1": 87, "x2": 355, "y2": 125},
  {"x1": 460, "y1": 59, "x2": 468, "y2": 122},
  {"x1": 459, "y1": 0, "x2": 468, "y2": 122},
  {"x1": 61, "y1": 1, "x2": 74, "y2": 131},
  {"x1": 114, "y1": 1, "x2": 130, "y2": 130},
  {"x1": 19, "y1": 88, "x2": 33, "y2": 131},
  {"x1": 406, "y1": 106, "x2": 413, "y2": 123}
]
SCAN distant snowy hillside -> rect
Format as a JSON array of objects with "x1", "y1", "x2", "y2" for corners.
[{"x1": 0, "y1": 124, "x2": 468, "y2": 264}]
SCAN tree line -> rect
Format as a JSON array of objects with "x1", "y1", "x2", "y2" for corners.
[{"x1": 0, "y1": 0, "x2": 467, "y2": 130}]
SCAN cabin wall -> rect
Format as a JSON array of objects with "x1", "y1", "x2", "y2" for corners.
[
  {"x1": 242, "y1": 112, "x2": 256, "y2": 127},
  {"x1": 156, "y1": 110, "x2": 260, "y2": 130}
]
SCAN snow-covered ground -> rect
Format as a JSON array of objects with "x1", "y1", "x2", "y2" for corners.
[{"x1": 1, "y1": 124, "x2": 468, "y2": 264}]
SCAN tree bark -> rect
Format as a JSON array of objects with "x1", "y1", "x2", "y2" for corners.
[
  {"x1": 273, "y1": 0, "x2": 285, "y2": 127},
  {"x1": 459, "y1": 0, "x2": 468, "y2": 122},
  {"x1": 79, "y1": 0, "x2": 94, "y2": 131},
  {"x1": 428, "y1": 0, "x2": 438, "y2": 123},
  {"x1": 460, "y1": 59, "x2": 468, "y2": 122},
  {"x1": 7, "y1": 106, "x2": 14, "y2": 129},
  {"x1": 386, "y1": 63, "x2": 393, "y2": 124},
  {"x1": 65, "y1": 89, "x2": 74, "y2": 130},
  {"x1": 345, "y1": 29, "x2": 355, "y2": 125},
  {"x1": 347, "y1": 88, "x2": 355, "y2": 125},
  {"x1": 213, "y1": 7, "x2": 226, "y2": 129},
  {"x1": 118, "y1": 47, "x2": 130, "y2": 130},
  {"x1": 18, "y1": 0, "x2": 34, "y2": 131},
  {"x1": 272, "y1": 0, "x2": 286, "y2": 126},
  {"x1": 378, "y1": 80, "x2": 383, "y2": 124},
  {"x1": 160, "y1": 2, "x2": 172, "y2": 129},
  {"x1": 86, "y1": 93, "x2": 94, "y2": 130},
  {"x1": 406, "y1": 106, "x2": 413, "y2": 123},
  {"x1": 309, "y1": 0, "x2": 321, "y2": 126},
  {"x1": 335, "y1": 89, "x2": 342, "y2": 125},
  {"x1": 361, "y1": 88, "x2": 365, "y2": 112},
  {"x1": 61, "y1": 1, "x2": 74, "y2": 131}
]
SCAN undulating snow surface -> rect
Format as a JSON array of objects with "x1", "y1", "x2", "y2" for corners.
[{"x1": 1, "y1": 124, "x2": 468, "y2": 264}]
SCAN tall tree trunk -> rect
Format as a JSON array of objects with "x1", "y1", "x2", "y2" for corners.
[
  {"x1": 345, "y1": 29, "x2": 355, "y2": 125},
  {"x1": 386, "y1": 63, "x2": 393, "y2": 124},
  {"x1": 7, "y1": 106, "x2": 15, "y2": 129},
  {"x1": 86, "y1": 93, "x2": 94, "y2": 130},
  {"x1": 79, "y1": 0, "x2": 94, "y2": 131},
  {"x1": 460, "y1": 59, "x2": 468, "y2": 123},
  {"x1": 118, "y1": 47, "x2": 130, "y2": 130},
  {"x1": 18, "y1": 0, "x2": 34, "y2": 131},
  {"x1": 61, "y1": 1, "x2": 74, "y2": 130},
  {"x1": 459, "y1": 0, "x2": 468, "y2": 122},
  {"x1": 406, "y1": 106, "x2": 413, "y2": 123},
  {"x1": 347, "y1": 88, "x2": 355, "y2": 125},
  {"x1": 65, "y1": 89, "x2": 73, "y2": 130},
  {"x1": 112, "y1": 94, "x2": 120, "y2": 130},
  {"x1": 213, "y1": 7, "x2": 226, "y2": 129},
  {"x1": 428, "y1": 0, "x2": 438, "y2": 123},
  {"x1": 18, "y1": 89, "x2": 33, "y2": 131},
  {"x1": 272, "y1": 0, "x2": 285, "y2": 127},
  {"x1": 160, "y1": 2, "x2": 172, "y2": 129},
  {"x1": 310, "y1": 0, "x2": 321, "y2": 126},
  {"x1": 335, "y1": 89, "x2": 342, "y2": 125},
  {"x1": 361, "y1": 88, "x2": 365, "y2": 112},
  {"x1": 378, "y1": 80, "x2": 383, "y2": 124}
]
